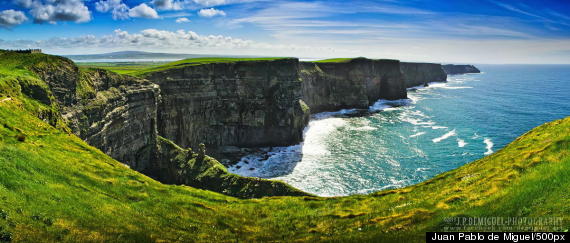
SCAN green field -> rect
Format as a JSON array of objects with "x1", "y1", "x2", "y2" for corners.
[
  {"x1": 313, "y1": 58, "x2": 356, "y2": 63},
  {"x1": 0, "y1": 51, "x2": 568, "y2": 242},
  {"x1": 76, "y1": 57, "x2": 292, "y2": 77},
  {"x1": 75, "y1": 62, "x2": 168, "y2": 75}
]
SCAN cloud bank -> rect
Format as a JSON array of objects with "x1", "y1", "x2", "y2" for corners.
[{"x1": 0, "y1": 9, "x2": 28, "y2": 28}]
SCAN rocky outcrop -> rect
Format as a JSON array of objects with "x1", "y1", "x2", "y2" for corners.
[
  {"x1": 400, "y1": 62, "x2": 447, "y2": 88},
  {"x1": 442, "y1": 64, "x2": 480, "y2": 75},
  {"x1": 299, "y1": 58, "x2": 407, "y2": 113},
  {"x1": 143, "y1": 58, "x2": 310, "y2": 155},
  {"x1": 29, "y1": 57, "x2": 79, "y2": 106},
  {"x1": 58, "y1": 69, "x2": 161, "y2": 173},
  {"x1": 153, "y1": 136, "x2": 311, "y2": 198}
]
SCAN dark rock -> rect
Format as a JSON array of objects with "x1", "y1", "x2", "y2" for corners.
[
  {"x1": 300, "y1": 58, "x2": 407, "y2": 113},
  {"x1": 61, "y1": 69, "x2": 160, "y2": 172},
  {"x1": 442, "y1": 64, "x2": 481, "y2": 75},
  {"x1": 198, "y1": 143, "x2": 206, "y2": 161},
  {"x1": 144, "y1": 58, "x2": 310, "y2": 155},
  {"x1": 400, "y1": 62, "x2": 447, "y2": 88}
]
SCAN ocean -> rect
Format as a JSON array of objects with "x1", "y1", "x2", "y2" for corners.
[{"x1": 229, "y1": 65, "x2": 570, "y2": 196}]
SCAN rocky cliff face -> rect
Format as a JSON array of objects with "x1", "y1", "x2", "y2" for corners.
[
  {"x1": 400, "y1": 62, "x2": 447, "y2": 88},
  {"x1": 442, "y1": 64, "x2": 481, "y2": 74},
  {"x1": 143, "y1": 59, "x2": 310, "y2": 155},
  {"x1": 300, "y1": 58, "x2": 407, "y2": 113},
  {"x1": 54, "y1": 69, "x2": 161, "y2": 173}
]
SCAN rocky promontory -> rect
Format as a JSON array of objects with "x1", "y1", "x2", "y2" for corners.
[
  {"x1": 442, "y1": 64, "x2": 481, "y2": 74},
  {"x1": 142, "y1": 58, "x2": 310, "y2": 156},
  {"x1": 400, "y1": 62, "x2": 447, "y2": 87},
  {"x1": 300, "y1": 58, "x2": 407, "y2": 113}
]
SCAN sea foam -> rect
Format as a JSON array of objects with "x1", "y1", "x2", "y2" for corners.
[
  {"x1": 410, "y1": 131, "x2": 426, "y2": 138},
  {"x1": 432, "y1": 129, "x2": 456, "y2": 143},
  {"x1": 368, "y1": 98, "x2": 412, "y2": 112},
  {"x1": 457, "y1": 138, "x2": 467, "y2": 147},
  {"x1": 484, "y1": 138, "x2": 494, "y2": 155}
]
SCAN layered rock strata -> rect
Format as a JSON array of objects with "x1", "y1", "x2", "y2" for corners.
[
  {"x1": 400, "y1": 62, "x2": 447, "y2": 87},
  {"x1": 33, "y1": 65, "x2": 161, "y2": 173},
  {"x1": 442, "y1": 64, "x2": 481, "y2": 74},
  {"x1": 143, "y1": 59, "x2": 310, "y2": 154},
  {"x1": 299, "y1": 58, "x2": 407, "y2": 113}
]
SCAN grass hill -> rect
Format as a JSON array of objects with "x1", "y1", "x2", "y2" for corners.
[
  {"x1": 0, "y1": 51, "x2": 568, "y2": 242},
  {"x1": 76, "y1": 57, "x2": 291, "y2": 76}
]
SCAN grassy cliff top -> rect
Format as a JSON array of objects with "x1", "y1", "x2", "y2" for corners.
[
  {"x1": 313, "y1": 57, "x2": 399, "y2": 63},
  {"x1": 75, "y1": 62, "x2": 168, "y2": 75},
  {"x1": 313, "y1": 58, "x2": 356, "y2": 63},
  {"x1": 126, "y1": 57, "x2": 292, "y2": 76},
  {"x1": 0, "y1": 51, "x2": 73, "y2": 79},
  {"x1": 77, "y1": 57, "x2": 293, "y2": 76}
]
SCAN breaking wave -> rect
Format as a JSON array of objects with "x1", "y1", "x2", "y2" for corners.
[
  {"x1": 484, "y1": 138, "x2": 494, "y2": 155},
  {"x1": 432, "y1": 129, "x2": 456, "y2": 143}
]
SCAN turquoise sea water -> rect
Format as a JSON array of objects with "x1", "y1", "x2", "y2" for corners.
[{"x1": 229, "y1": 65, "x2": 570, "y2": 196}]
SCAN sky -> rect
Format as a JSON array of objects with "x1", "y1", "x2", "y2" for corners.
[{"x1": 0, "y1": 0, "x2": 569, "y2": 64}]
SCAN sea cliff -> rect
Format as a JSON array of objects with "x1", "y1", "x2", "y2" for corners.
[
  {"x1": 142, "y1": 58, "x2": 310, "y2": 154},
  {"x1": 443, "y1": 64, "x2": 481, "y2": 74},
  {"x1": 400, "y1": 62, "x2": 447, "y2": 87},
  {"x1": 300, "y1": 58, "x2": 407, "y2": 113}
]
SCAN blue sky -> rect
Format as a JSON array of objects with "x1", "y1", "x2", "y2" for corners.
[{"x1": 0, "y1": 0, "x2": 569, "y2": 63}]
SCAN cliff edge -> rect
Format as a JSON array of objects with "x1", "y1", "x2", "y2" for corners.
[
  {"x1": 442, "y1": 64, "x2": 481, "y2": 74},
  {"x1": 300, "y1": 58, "x2": 407, "y2": 113},
  {"x1": 400, "y1": 62, "x2": 447, "y2": 87}
]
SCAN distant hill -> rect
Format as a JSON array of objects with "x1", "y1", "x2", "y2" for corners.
[{"x1": 65, "y1": 51, "x2": 263, "y2": 61}]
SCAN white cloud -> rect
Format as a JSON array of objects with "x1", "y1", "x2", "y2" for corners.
[
  {"x1": 198, "y1": 8, "x2": 226, "y2": 17},
  {"x1": 193, "y1": 0, "x2": 227, "y2": 6},
  {"x1": 192, "y1": 0, "x2": 261, "y2": 7},
  {"x1": 95, "y1": 0, "x2": 120, "y2": 12},
  {"x1": 128, "y1": 3, "x2": 159, "y2": 19},
  {"x1": 153, "y1": 0, "x2": 184, "y2": 10},
  {"x1": 95, "y1": 0, "x2": 129, "y2": 20},
  {"x1": 27, "y1": 0, "x2": 91, "y2": 24},
  {"x1": 176, "y1": 17, "x2": 191, "y2": 23},
  {"x1": 0, "y1": 9, "x2": 28, "y2": 28},
  {"x1": 95, "y1": 0, "x2": 160, "y2": 20}
]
